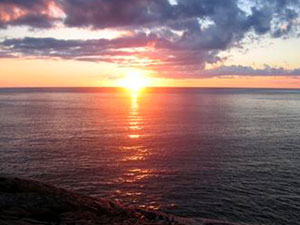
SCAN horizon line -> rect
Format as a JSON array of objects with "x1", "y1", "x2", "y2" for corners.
[{"x1": 1, "y1": 86, "x2": 300, "y2": 90}]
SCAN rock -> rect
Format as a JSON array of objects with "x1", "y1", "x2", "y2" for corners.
[{"x1": 0, "y1": 176, "x2": 245, "y2": 225}]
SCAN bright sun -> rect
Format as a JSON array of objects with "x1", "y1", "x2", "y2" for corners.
[{"x1": 120, "y1": 71, "x2": 149, "y2": 91}]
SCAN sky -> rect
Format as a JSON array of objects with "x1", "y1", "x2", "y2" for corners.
[{"x1": 0, "y1": 0, "x2": 300, "y2": 88}]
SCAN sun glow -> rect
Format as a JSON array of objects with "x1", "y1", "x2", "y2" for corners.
[{"x1": 119, "y1": 71, "x2": 149, "y2": 92}]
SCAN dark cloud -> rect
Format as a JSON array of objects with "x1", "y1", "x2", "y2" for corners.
[
  {"x1": 60, "y1": 0, "x2": 300, "y2": 38},
  {"x1": 0, "y1": 34, "x2": 171, "y2": 63},
  {"x1": 2, "y1": 36, "x2": 300, "y2": 78},
  {"x1": 0, "y1": 0, "x2": 299, "y2": 78},
  {"x1": 0, "y1": 0, "x2": 61, "y2": 28},
  {"x1": 61, "y1": 0, "x2": 175, "y2": 29},
  {"x1": 1, "y1": 0, "x2": 299, "y2": 34},
  {"x1": 0, "y1": 34, "x2": 220, "y2": 71}
]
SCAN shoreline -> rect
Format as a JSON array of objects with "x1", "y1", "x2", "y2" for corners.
[{"x1": 0, "y1": 176, "x2": 244, "y2": 225}]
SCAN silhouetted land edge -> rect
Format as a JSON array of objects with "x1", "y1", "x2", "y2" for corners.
[{"x1": 0, "y1": 176, "x2": 245, "y2": 225}]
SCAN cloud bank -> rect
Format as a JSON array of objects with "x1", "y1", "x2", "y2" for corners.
[{"x1": 0, "y1": 0, "x2": 299, "y2": 77}]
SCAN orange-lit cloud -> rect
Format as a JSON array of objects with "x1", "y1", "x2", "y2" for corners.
[
  {"x1": 0, "y1": 1, "x2": 63, "y2": 28},
  {"x1": 0, "y1": 0, "x2": 300, "y2": 87}
]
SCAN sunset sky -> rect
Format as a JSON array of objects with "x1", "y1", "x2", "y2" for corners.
[{"x1": 0, "y1": 0, "x2": 300, "y2": 88}]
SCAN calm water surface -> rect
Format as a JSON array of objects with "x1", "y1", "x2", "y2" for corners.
[{"x1": 0, "y1": 88, "x2": 300, "y2": 224}]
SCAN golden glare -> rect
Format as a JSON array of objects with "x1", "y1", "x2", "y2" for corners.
[{"x1": 119, "y1": 71, "x2": 149, "y2": 91}]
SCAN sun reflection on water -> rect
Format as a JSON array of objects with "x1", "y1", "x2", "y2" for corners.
[
  {"x1": 128, "y1": 91, "x2": 142, "y2": 139},
  {"x1": 120, "y1": 91, "x2": 149, "y2": 163},
  {"x1": 117, "y1": 91, "x2": 148, "y2": 164},
  {"x1": 111, "y1": 90, "x2": 161, "y2": 211}
]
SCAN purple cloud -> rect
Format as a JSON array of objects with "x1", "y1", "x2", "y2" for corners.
[
  {"x1": 0, "y1": 0, "x2": 62, "y2": 28},
  {"x1": 1, "y1": 36, "x2": 300, "y2": 78},
  {"x1": 0, "y1": 0, "x2": 299, "y2": 78}
]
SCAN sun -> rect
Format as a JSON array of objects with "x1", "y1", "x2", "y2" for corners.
[{"x1": 119, "y1": 71, "x2": 149, "y2": 92}]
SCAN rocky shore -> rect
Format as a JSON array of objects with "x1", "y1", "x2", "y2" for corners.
[{"x1": 0, "y1": 176, "x2": 243, "y2": 225}]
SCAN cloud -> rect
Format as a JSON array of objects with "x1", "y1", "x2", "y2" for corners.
[
  {"x1": 0, "y1": 0, "x2": 299, "y2": 78},
  {"x1": 61, "y1": 0, "x2": 174, "y2": 29},
  {"x1": 0, "y1": 34, "x2": 219, "y2": 71},
  {"x1": 2, "y1": 36, "x2": 300, "y2": 78},
  {"x1": 0, "y1": 0, "x2": 63, "y2": 28},
  {"x1": 202, "y1": 65, "x2": 300, "y2": 77},
  {"x1": 1, "y1": 0, "x2": 299, "y2": 35}
]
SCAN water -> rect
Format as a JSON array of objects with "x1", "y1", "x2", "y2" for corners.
[{"x1": 0, "y1": 87, "x2": 300, "y2": 225}]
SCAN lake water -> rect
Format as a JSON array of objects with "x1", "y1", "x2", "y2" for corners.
[{"x1": 0, "y1": 88, "x2": 300, "y2": 224}]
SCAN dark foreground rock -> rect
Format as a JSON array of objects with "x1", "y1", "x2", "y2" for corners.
[{"x1": 0, "y1": 176, "x2": 243, "y2": 225}]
